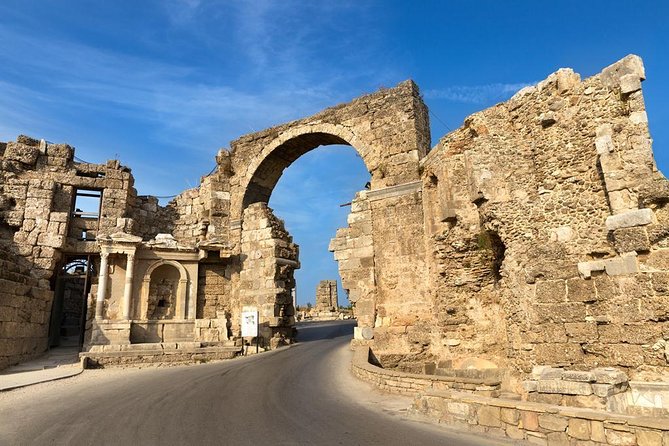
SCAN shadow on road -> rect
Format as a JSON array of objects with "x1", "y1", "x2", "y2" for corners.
[{"x1": 295, "y1": 320, "x2": 357, "y2": 343}]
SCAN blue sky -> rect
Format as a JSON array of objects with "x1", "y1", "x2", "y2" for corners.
[{"x1": 1, "y1": 1, "x2": 667, "y2": 305}]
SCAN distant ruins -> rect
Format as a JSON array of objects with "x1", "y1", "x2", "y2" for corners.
[
  {"x1": 314, "y1": 280, "x2": 338, "y2": 314},
  {"x1": 2, "y1": 55, "x2": 669, "y2": 424}
]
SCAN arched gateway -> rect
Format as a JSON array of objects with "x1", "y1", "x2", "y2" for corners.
[{"x1": 219, "y1": 80, "x2": 433, "y2": 344}]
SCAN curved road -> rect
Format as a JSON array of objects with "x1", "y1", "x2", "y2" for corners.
[{"x1": 0, "y1": 321, "x2": 509, "y2": 445}]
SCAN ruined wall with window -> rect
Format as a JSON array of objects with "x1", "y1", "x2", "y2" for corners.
[
  {"x1": 420, "y1": 55, "x2": 669, "y2": 383},
  {"x1": 0, "y1": 137, "x2": 136, "y2": 368}
]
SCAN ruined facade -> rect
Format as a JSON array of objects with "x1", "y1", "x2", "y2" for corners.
[
  {"x1": 1, "y1": 56, "x2": 669, "y2": 414},
  {"x1": 314, "y1": 280, "x2": 338, "y2": 314}
]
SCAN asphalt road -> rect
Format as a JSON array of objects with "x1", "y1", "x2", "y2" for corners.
[{"x1": 0, "y1": 321, "x2": 510, "y2": 445}]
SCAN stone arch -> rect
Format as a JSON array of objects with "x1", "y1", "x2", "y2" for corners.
[
  {"x1": 227, "y1": 80, "x2": 430, "y2": 223},
  {"x1": 223, "y1": 80, "x2": 431, "y2": 340},
  {"x1": 139, "y1": 260, "x2": 190, "y2": 320},
  {"x1": 236, "y1": 123, "x2": 376, "y2": 221}
]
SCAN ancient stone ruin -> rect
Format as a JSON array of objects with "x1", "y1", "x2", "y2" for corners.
[
  {"x1": 314, "y1": 280, "x2": 338, "y2": 314},
  {"x1": 2, "y1": 55, "x2": 669, "y2": 432}
]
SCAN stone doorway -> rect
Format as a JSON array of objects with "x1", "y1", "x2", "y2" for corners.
[{"x1": 48, "y1": 255, "x2": 96, "y2": 349}]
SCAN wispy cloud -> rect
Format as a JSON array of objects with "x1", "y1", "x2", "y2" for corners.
[{"x1": 424, "y1": 82, "x2": 534, "y2": 104}]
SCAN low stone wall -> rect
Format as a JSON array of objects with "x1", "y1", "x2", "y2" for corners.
[
  {"x1": 413, "y1": 389, "x2": 669, "y2": 446},
  {"x1": 82, "y1": 345, "x2": 239, "y2": 368},
  {"x1": 352, "y1": 347, "x2": 669, "y2": 445},
  {"x1": 351, "y1": 347, "x2": 501, "y2": 396}
]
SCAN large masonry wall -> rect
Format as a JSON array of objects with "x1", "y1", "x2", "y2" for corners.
[
  {"x1": 0, "y1": 137, "x2": 136, "y2": 368},
  {"x1": 421, "y1": 55, "x2": 669, "y2": 381}
]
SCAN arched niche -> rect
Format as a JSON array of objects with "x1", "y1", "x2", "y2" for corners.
[{"x1": 140, "y1": 260, "x2": 190, "y2": 320}]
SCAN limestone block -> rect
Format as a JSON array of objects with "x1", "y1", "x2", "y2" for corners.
[
  {"x1": 477, "y1": 405, "x2": 501, "y2": 427},
  {"x1": 506, "y1": 426, "x2": 525, "y2": 440},
  {"x1": 599, "y1": 152, "x2": 623, "y2": 172},
  {"x1": 595, "y1": 135, "x2": 614, "y2": 155},
  {"x1": 564, "y1": 322, "x2": 597, "y2": 343},
  {"x1": 591, "y1": 421, "x2": 606, "y2": 442},
  {"x1": 567, "y1": 418, "x2": 591, "y2": 441},
  {"x1": 600, "y1": 54, "x2": 646, "y2": 88},
  {"x1": 612, "y1": 227, "x2": 650, "y2": 253},
  {"x1": 592, "y1": 367, "x2": 628, "y2": 385},
  {"x1": 646, "y1": 249, "x2": 669, "y2": 271},
  {"x1": 566, "y1": 278, "x2": 596, "y2": 302},
  {"x1": 4, "y1": 142, "x2": 40, "y2": 165},
  {"x1": 574, "y1": 261, "x2": 598, "y2": 280},
  {"x1": 523, "y1": 381, "x2": 538, "y2": 392},
  {"x1": 538, "y1": 414, "x2": 568, "y2": 432},
  {"x1": 604, "y1": 253, "x2": 638, "y2": 276},
  {"x1": 591, "y1": 383, "x2": 626, "y2": 398},
  {"x1": 500, "y1": 408, "x2": 519, "y2": 424},
  {"x1": 562, "y1": 370, "x2": 596, "y2": 383},
  {"x1": 532, "y1": 365, "x2": 564, "y2": 380},
  {"x1": 520, "y1": 411, "x2": 539, "y2": 431},
  {"x1": 447, "y1": 401, "x2": 470, "y2": 417},
  {"x1": 609, "y1": 190, "x2": 637, "y2": 214},
  {"x1": 604, "y1": 429, "x2": 636, "y2": 446},
  {"x1": 620, "y1": 74, "x2": 642, "y2": 94},
  {"x1": 606, "y1": 209, "x2": 654, "y2": 231},
  {"x1": 630, "y1": 111, "x2": 648, "y2": 124},
  {"x1": 550, "y1": 226, "x2": 574, "y2": 242},
  {"x1": 636, "y1": 429, "x2": 662, "y2": 446},
  {"x1": 536, "y1": 379, "x2": 593, "y2": 395}
]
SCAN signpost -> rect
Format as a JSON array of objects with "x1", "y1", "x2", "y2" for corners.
[{"x1": 241, "y1": 308, "x2": 259, "y2": 354}]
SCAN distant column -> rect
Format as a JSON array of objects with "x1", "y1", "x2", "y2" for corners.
[
  {"x1": 95, "y1": 251, "x2": 110, "y2": 319},
  {"x1": 122, "y1": 252, "x2": 135, "y2": 320}
]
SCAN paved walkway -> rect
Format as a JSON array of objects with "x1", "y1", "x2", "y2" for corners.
[{"x1": 0, "y1": 346, "x2": 84, "y2": 391}]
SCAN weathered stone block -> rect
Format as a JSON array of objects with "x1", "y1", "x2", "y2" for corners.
[
  {"x1": 532, "y1": 365, "x2": 564, "y2": 380},
  {"x1": 630, "y1": 111, "x2": 648, "y2": 124},
  {"x1": 533, "y1": 343, "x2": 584, "y2": 366},
  {"x1": 536, "y1": 379, "x2": 593, "y2": 395},
  {"x1": 605, "y1": 253, "x2": 639, "y2": 276},
  {"x1": 595, "y1": 134, "x2": 615, "y2": 155},
  {"x1": 546, "y1": 431, "x2": 569, "y2": 446},
  {"x1": 500, "y1": 407, "x2": 519, "y2": 425},
  {"x1": 613, "y1": 227, "x2": 650, "y2": 253},
  {"x1": 535, "y1": 280, "x2": 566, "y2": 303},
  {"x1": 538, "y1": 413, "x2": 568, "y2": 431},
  {"x1": 568, "y1": 418, "x2": 591, "y2": 441},
  {"x1": 566, "y1": 278, "x2": 596, "y2": 302},
  {"x1": 620, "y1": 73, "x2": 642, "y2": 94},
  {"x1": 646, "y1": 249, "x2": 669, "y2": 271},
  {"x1": 477, "y1": 405, "x2": 500, "y2": 427},
  {"x1": 606, "y1": 208, "x2": 654, "y2": 231},
  {"x1": 506, "y1": 425, "x2": 525, "y2": 440},
  {"x1": 562, "y1": 370, "x2": 596, "y2": 383},
  {"x1": 600, "y1": 54, "x2": 646, "y2": 87},
  {"x1": 591, "y1": 421, "x2": 606, "y2": 442},
  {"x1": 591, "y1": 367, "x2": 628, "y2": 385},
  {"x1": 636, "y1": 429, "x2": 662, "y2": 446},
  {"x1": 605, "y1": 429, "x2": 636, "y2": 446},
  {"x1": 527, "y1": 392, "x2": 562, "y2": 405},
  {"x1": 4, "y1": 142, "x2": 40, "y2": 165}
]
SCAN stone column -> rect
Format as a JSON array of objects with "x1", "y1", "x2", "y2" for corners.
[
  {"x1": 122, "y1": 252, "x2": 135, "y2": 320},
  {"x1": 95, "y1": 251, "x2": 109, "y2": 319}
]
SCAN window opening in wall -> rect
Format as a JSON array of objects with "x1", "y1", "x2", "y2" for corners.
[{"x1": 70, "y1": 189, "x2": 102, "y2": 241}]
